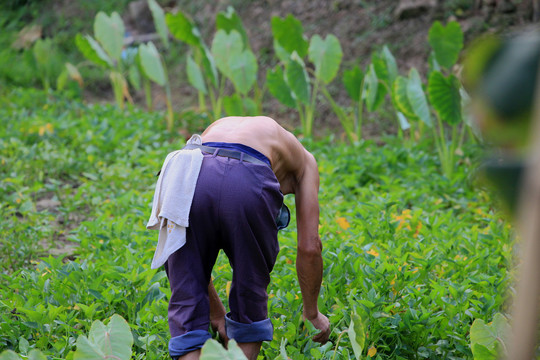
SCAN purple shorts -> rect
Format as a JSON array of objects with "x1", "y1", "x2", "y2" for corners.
[{"x1": 164, "y1": 144, "x2": 283, "y2": 357}]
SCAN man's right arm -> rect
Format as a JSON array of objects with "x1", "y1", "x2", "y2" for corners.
[{"x1": 294, "y1": 150, "x2": 330, "y2": 343}]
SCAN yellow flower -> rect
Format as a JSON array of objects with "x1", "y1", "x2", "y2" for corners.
[
  {"x1": 368, "y1": 346, "x2": 377, "y2": 357},
  {"x1": 393, "y1": 209, "x2": 413, "y2": 231},
  {"x1": 226, "y1": 281, "x2": 232, "y2": 298},
  {"x1": 413, "y1": 222, "x2": 423, "y2": 238},
  {"x1": 366, "y1": 248, "x2": 379, "y2": 257},
  {"x1": 336, "y1": 217, "x2": 350, "y2": 230}
]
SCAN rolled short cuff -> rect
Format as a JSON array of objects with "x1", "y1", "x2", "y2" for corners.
[
  {"x1": 169, "y1": 330, "x2": 211, "y2": 357},
  {"x1": 225, "y1": 313, "x2": 273, "y2": 342}
]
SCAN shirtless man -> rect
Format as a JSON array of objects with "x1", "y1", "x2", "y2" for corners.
[{"x1": 164, "y1": 116, "x2": 330, "y2": 359}]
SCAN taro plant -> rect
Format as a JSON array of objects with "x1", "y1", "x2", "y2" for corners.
[
  {"x1": 211, "y1": 7, "x2": 260, "y2": 117},
  {"x1": 166, "y1": 10, "x2": 219, "y2": 120},
  {"x1": 32, "y1": 38, "x2": 62, "y2": 92},
  {"x1": 166, "y1": 7, "x2": 259, "y2": 120},
  {"x1": 74, "y1": 11, "x2": 130, "y2": 109},
  {"x1": 326, "y1": 45, "x2": 400, "y2": 143},
  {"x1": 267, "y1": 14, "x2": 343, "y2": 138},
  {"x1": 391, "y1": 20, "x2": 467, "y2": 178},
  {"x1": 132, "y1": 0, "x2": 174, "y2": 131}
]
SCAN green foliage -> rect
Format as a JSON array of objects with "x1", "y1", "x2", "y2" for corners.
[
  {"x1": 0, "y1": 88, "x2": 514, "y2": 359},
  {"x1": 167, "y1": 7, "x2": 260, "y2": 119},
  {"x1": 0, "y1": 314, "x2": 133, "y2": 360}
]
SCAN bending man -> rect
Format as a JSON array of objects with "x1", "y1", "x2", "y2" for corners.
[{"x1": 151, "y1": 116, "x2": 330, "y2": 359}]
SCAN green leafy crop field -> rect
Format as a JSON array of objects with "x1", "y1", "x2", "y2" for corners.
[{"x1": 0, "y1": 89, "x2": 514, "y2": 359}]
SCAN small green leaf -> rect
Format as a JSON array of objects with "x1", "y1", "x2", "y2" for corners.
[
  {"x1": 166, "y1": 11, "x2": 201, "y2": 46},
  {"x1": 428, "y1": 21, "x2": 463, "y2": 70},
  {"x1": 428, "y1": 71, "x2": 461, "y2": 125},
  {"x1": 397, "y1": 111, "x2": 411, "y2": 130},
  {"x1": 471, "y1": 343, "x2": 497, "y2": 360},
  {"x1": 216, "y1": 6, "x2": 249, "y2": 50},
  {"x1": 372, "y1": 52, "x2": 390, "y2": 88},
  {"x1": 27, "y1": 350, "x2": 47, "y2": 360},
  {"x1": 382, "y1": 45, "x2": 398, "y2": 86},
  {"x1": 200, "y1": 339, "x2": 247, "y2": 360},
  {"x1": 349, "y1": 313, "x2": 365, "y2": 359},
  {"x1": 273, "y1": 40, "x2": 290, "y2": 64},
  {"x1": 94, "y1": 12, "x2": 125, "y2": 62},
  {"x1": 186, "y1": 55, "x2": 207, "y2": 94},
  {"x1": 308, "y1": 34, "x2": 342, "y2": 84},
  {"x1": 18, "y1": 336, "x2": 29, "y2": 354},
  {"x1": 392, "y1": 76, "x2": 418, "y2": 121},
  {"x1": 32, "y1": 38, "x2": 53, "y2": 74},
  {"x1": 211, "y1": 30, "x2": 243, "y2": 78},
  {"x1": 223, "y1": 94, "x2": 244, "y2": 116},
  {"x1": 147, "y1": 0, "x2": 169, "y2": 48},
  {"x1": 271, "y1": 14, "x2": 309, "y2": 58},
  {"x1": 138, "y1": 42, "x2": 166, "y2": 86},
  {"x1": 0, "y1": 350, "x2": 21, "y2": 360},
  {"x1": 243, "y1": 98, "x2": 257, "y2": 115},
  {"x1": 199, "y1": 45, "x2": 219, "y2": 89},
  {"x1": 267, "y1": 66, "x2": 296, "y2": 108},
  {"x1": 75, "y1": 34, "x2": 112, "y2": 68},
  {"x1": 364, "y1": 64, "x2": 385, "y2": 112},
  {"x1": 343, "y1": 65, "x2": 364, "y2": 103},
  {"x1": 407, "y1": 68, "x2": 432, "y2": 126},
  {"x1": 128, "y1": 63, "x2": 141, "y2": 91},
  {"x1": 227, "y1": 49, "x2": 257, "y2": 95},
  {"x1": 285, "y1": 52, "x2": 310, "y2": 106}
]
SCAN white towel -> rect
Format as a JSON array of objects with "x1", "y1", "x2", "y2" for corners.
[{"x1": 147, "y1": 135, "x2": 204, "y2": 269}]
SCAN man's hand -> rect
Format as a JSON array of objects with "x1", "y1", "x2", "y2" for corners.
[
  {"x1": 208, "y1": 281, "x2": 229, "y2": 345},
  {"x1": 210, "y1": 315, "x2": 229, "y2": 345},
  {"x1": 305, "y1": 311, "x2": 331, "y2": 344}
]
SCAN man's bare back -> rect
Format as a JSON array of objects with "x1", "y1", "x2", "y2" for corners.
[{"x1": 201, "y1": 116, "x2": 314, "y2": 195}]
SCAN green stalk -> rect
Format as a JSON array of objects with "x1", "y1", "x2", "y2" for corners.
[
  {"x1": 208, "y1": 88, "x2": 217, "y2": 121},
  {"x1": 298, "y1": 104, "x2": 306, "y2": 136},
  {"x1": 331, "y1": 330, "x2": 347, "y2": 360},
  {"x1": 321, "y1": 86, "x2": 355, "y2": 143},
  {"x1": 143, "y1": 78, "x2": 152, "y2": 111},
  {"x1": 165, "y1": 81, "x2": 174, "y2": 132},
  {"x1": 254, "y1": 84, "x2": 264, "y2": 114},
  {"x1": 198, "y1": 90, "x2": 207, "y2": 113},
  {"x1": 356, "y1": 80, "x2": 365, "y2": 141},
  {"x1": 305, "y1": 80, "x2": 320, "y2": 138},
  {"x1": 431, "y1": 119, "x2": 445, "y2": 177}
]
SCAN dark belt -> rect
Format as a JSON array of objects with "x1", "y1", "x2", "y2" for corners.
[{"x1": 183, "y1": 144, "x2": 270, "y2": 167}]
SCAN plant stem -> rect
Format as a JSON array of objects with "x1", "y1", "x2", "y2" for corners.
[
  {"x1": 143, "y1": 78, "x2": 152, "y2": 111},
  {"x1": 165, "y1": 82, "x2": 174, "y2": 132},
  {"x1": 331, "y1": 330, "x2": 347, "y2": 360}
]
